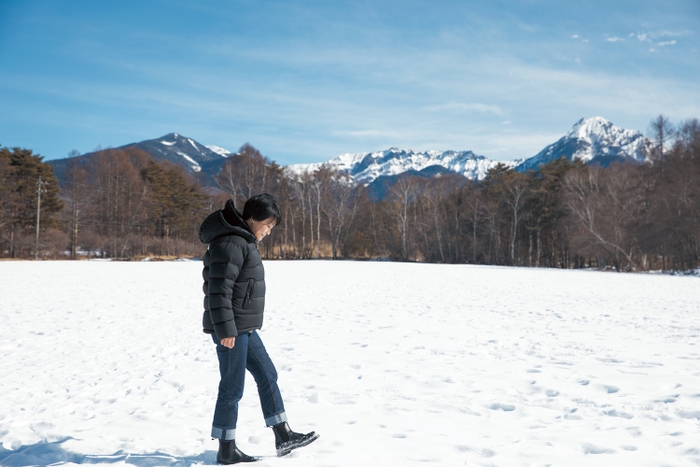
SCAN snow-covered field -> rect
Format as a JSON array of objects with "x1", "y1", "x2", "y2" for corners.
[{"x1": 1, "y1": 260, "x2": 700, "y2": 467}]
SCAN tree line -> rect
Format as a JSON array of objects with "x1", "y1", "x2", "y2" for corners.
[
  {"x1": 0, "y1": 147, "x2": 208, "y2": 259},
  {"x1": 1, "y1": 115, "x2": 698, "y2": 272}
]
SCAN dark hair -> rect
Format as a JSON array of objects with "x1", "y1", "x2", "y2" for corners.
[{"x1": 242, "y1": 193, "x2": 281, "y2": 225}]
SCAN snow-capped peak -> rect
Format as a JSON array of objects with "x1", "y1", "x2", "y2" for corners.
[
  {"x1": 516, "y1": 117, "x2": 652, "y2": 172},
  {"x1": 566, "y1": 117, "x2": 640, "y2": 153},
  {"x1": 117, "y1": 133, "x2": 230, "y2": 176}
]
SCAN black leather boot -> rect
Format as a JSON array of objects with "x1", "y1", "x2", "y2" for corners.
[
  {"x1": 216, "y1": 440, "x2": 259, "y2": 464},
  {"x1": 271, "y1": 422, "x2": 320, "y2": 457}
]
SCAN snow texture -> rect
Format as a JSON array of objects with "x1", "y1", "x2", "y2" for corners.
[{"x1": 1, "y1": 261, "x2": 700, "y2": 467}]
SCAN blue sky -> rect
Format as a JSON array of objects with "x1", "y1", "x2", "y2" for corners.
[{"x1": 1, "y1": 0, "x2": 698, "y2": 165}]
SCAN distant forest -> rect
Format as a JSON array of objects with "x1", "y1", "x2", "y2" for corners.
[{"x1": 1, "y1": 116, "x2": 699, "y2": 272}]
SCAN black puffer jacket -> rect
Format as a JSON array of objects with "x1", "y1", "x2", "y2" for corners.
[{"x1": 199, "y1": 200, "x2": 266, "y2": 339}]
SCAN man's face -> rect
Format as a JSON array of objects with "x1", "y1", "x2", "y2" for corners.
[{"x1": 249, "y1": 217, "x2": 276, "y2": 241}]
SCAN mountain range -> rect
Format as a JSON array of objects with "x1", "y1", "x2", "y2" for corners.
[
  {"x1": 288, "y1": 117, "x2": 652, "y2": 183},
  {"x1": 49, "y1": 117, "x2": 652, "y2": 195}
]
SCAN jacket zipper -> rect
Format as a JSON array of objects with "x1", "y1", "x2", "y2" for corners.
[{"x1": 244, "y1": 278, "x2": 255, "y2": 305}]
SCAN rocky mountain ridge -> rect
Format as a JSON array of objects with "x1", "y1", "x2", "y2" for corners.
[{"x1": 287, "y1": 148, "x2": 516, "y2": 184}]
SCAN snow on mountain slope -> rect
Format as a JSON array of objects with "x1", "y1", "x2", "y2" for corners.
[
  {"x1": 126, "y1": 133, "x2": 225, "y2": 175},
  {"x1": 288, "y1": 148, "x2": 516, "y2": 183},
  {"x1": 206, "y1": 145, "x2": 234, "y2": 157},
  {"x1": 177, "y1": 152, "x2": 202, "y2": 172},
  {"x1": 48, "y1": 134, "x2": 231, "y2": 189},
  {"x1": 516, "y1": 117, "x2": 652, "y2": 172}
]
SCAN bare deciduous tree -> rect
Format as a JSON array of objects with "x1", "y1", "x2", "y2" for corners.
[
  {"x1": 386, "y1": 176, "x2": 419, "y2": 260},
  {"x1": 562, "y1": 164, "x2": 643, "y2": 270}
]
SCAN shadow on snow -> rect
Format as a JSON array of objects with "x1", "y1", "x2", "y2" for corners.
[{"x1": 0, "y1": 438, "x2": 217, "y2": 466}]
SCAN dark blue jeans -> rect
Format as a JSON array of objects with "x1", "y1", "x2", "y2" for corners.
[{"x1": 211, "y1": 330, "x2": 287, "y2": 440}]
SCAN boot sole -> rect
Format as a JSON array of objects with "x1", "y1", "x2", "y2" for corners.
[
  {"x1": 276, "y1": 433, "x2": 320, "y2": 457},
  {"x1": 216, "y1": 455, "x2": 261, "y2": 464}
]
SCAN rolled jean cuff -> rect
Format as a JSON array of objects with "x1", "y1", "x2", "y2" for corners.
[
  {"x1": 265, "y1": 411, "x2": 288, "y2": 427},
  {"x1": 211, "y1": 426, "x2": 236, "y2": 440}
]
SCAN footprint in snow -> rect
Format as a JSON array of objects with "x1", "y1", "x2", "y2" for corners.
[
  {"x1": 582, "y1": 443, "x2": 616, "y2": 454},
  {"x1": 653, "y1": 394, "x2": 679, "y2": 403},
  {"x1": 489, "y1": 403, "x2": 516, "y2": 412},
  {"x1": 603, "y1": 409, "x2": 633, "y2": 419}
]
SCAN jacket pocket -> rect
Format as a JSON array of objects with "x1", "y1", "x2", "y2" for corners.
[{"x1": 243, "y1": 278, "x2": 255, "y2": 306}]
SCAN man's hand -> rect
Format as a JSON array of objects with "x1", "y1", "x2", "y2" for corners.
[{"x1": 221, "y1": 337, "x2": 236, "y2": 348}]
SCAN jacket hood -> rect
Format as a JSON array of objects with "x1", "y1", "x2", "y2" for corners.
[{"x1": 199, "y1": 199, "x2": 256, "y2": 244}]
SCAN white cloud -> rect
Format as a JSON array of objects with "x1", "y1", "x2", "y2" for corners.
[
  {"x1": 333, "y1": 129, "x2": 409, "y2": 140},
  {"x1": 629, "y1": 30, "x2": 689, "y2": 44},
  {"x1": 654, "y1": 30, "x2": 691, "y2": 38},
  {"x1": 500, "y1": 60, "x2": 700, "y2": 119},
  {"x1": 424, "y1": 103, "x2": 504, "y2": 115},
  {"x1": 571, "y1": 34, "x2": 579, "y2": 39},
  {"x1": 658, "y1": 40, "x2": 677, "y2": 47},
  {"x1": 475, "y1": 131, "x2": 564, "y2": 160},
  {"x1": 605, "y1": 37, "x2": 624, "y2": 43}
]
